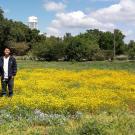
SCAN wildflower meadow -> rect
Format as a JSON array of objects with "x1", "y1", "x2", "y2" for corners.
[
  {"x1": 0, "y1": 61, "x2": 135, "y2": 134},
  {"x1": 1, "y1": 68, "x2": 135, "y2": 113}
]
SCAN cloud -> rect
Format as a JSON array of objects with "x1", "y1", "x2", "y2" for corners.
[
  {"x1": 91, "y1": 0, "x2": 115, "y2": 1},
  {"x1": 91, "y1": 0, "x2": 135, "y2": 23},
  {"x1": 43, "y1": 1, "x2": 66, "y2": 12},
  {"x1": 47, "y1": 10, "x2": 115, "y2": 36},
  {"x1": 52, "y1": 11, "x2": 114, "y2": 29},
  {"x1": 46, "y1": 0, "x2": 135, "y2": 41},
  {"x1": 97, "y1": 0, "x2": 117, "y2": 1}
]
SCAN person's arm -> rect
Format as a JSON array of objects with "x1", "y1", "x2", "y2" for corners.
[{"x1": 12, "y1": 58, "x2": 17, "y2": 77}]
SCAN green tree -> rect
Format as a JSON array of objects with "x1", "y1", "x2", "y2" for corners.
[
  {"x1": 114, "y1": 29, "x2": 125, "y2": 54},
  {"x1": 65, "y1": 37, "x2": 99, "y2": 61},
  {"x1": 128, "y1": 40, "x2": 135, "y2": 59},
  {"x1": 10, "y1": 42, "x2": 29, "y2": 56},
  {"x1": 0, "y1": 7, "x2": 4, "y2": 20},
  {"x1": 32, "y1": 36, "x2": 65, "y2": 61},
  {"x1": 0, "y1": 7, "x2": 42, "y2": 55},
  {"x1": 99, "y1": 31, "x2": 114, "y2": 50}
]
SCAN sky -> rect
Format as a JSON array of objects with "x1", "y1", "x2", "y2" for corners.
[{"x1": 0, "y1": 0, "x2": 135, "y2": 42}]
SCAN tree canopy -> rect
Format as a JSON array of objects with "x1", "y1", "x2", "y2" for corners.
[{"x1": 0, "y1": 7, "x2": 134, "y2": 61}]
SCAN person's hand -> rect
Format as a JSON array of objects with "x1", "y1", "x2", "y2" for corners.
[{"x1": 12, "y1": 76, "x2": 14, "y2": 79}]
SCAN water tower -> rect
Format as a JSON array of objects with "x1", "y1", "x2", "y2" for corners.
[{"x1": 28, "y1": 16, "x2": 38, "y2": 29}]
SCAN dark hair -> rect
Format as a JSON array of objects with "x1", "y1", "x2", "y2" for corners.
[
  {"x1": 4, "y1": 47, "x2": 11, "y2": 52},
  {"x1": 3, "y1": 47, "x2": 12, "y2": 55}
]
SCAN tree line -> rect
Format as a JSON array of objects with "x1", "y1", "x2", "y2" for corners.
[{"x1": 0, "y1": 7, "x2": 135, "y2": 61}]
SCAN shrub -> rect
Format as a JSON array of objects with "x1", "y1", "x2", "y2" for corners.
[
  {"x1": 115, "y1": 55, "x2": 128, "y2": 61},
  {"x1": 10, "y1": 42, "x2": 29, "y2": 56},
  {"x1": 102, "y1": 50, "x2": 113, "y2": 60},
  {"x1": 128, "y1": 40, "x2": 135, "y2": 60},
  {"x1": 78, "y1": 120, "x2": 106, "y2": 135},
  {"x1": 66, "y1": 37, "x2": 100, "y2": 61},
  {"x1": 32, "y1": 37, "x2": 65, "y2": 61},
  {"x1": 92, "y1": 51, "x2": 105, "y2": 61}
]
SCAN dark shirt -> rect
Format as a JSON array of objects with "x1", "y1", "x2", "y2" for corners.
[{"x1": 0, "y1": 56, "x2": 17, "y2": 78}]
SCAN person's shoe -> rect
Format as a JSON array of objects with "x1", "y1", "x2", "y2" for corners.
[{"x1": 9, "y1": 94, "x2": 13, "y2": 97}]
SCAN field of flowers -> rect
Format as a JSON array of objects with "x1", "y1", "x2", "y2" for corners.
[
  {"x1": 0, "y1": 68, "x2": 135, "y2": 113},
  {"x1": 0, "y1": 61, "x2": 135, "y2": 134}
]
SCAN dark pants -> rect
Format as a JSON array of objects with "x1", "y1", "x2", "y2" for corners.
[{"x1": 1, "y1": 77, "x2": 14, "y2": 96}]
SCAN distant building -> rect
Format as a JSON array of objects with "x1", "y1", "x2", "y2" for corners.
[{"x1": 28, "y1": 16, "x2": 38, "y2": 29}]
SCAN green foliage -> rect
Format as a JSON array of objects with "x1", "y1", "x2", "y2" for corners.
[
  {"x1": 92, "y1": 51, "x2": 105, "y2": 61},
  {"x1": 114, "y1": 29, "x2": 125, "y2": 54},
  {"x1": 79, "y1": 29, "x2": 102, "y2": 43},
  {"x1": 65, "y1": 37, "x2": 87, "y2": 61},
  {"x1": 99, "y1": 31, "x2": 114, "y2": 50},
  {"x1": 78, "y1": 120, "x2": 106, "y2": 135},
  {"x1": 10, "y1": 42, "x2": 29, "y2": 56},
  {"x1": 0, "y1": 20, "x2": 12, "y2": 54},
  {"x1": 0, "y1": 7, "x2": 134, "y2": 60},
  {"x1": 65, "y1": 37, "x2": 99, "y2": 61},
  {"x1": 0, "y1": 7, "x2": 41, "y2": 55},
  {"x1": 0, "y1": 7, "x2": 4, "y2": 20},
  {"x1": 32, "y1": 37, "x2": 65, "y2": 61},
  {"x1": 128, "y1": 40, "x2": 135, "y2": 60},
  {"x1": 102, "y1": 50, "x2": 114, "y2": 60},
  {"x1": 48, "y1": 111, "x2": 135, "y2": 135},
  {"x1": 99, "y1": 29, "x2": 125, "y2": 55},
  {"x1": 64, "y1": 29, "x2": 126, "y2": 61}
]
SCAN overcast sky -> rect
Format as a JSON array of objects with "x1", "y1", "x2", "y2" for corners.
[{"x1": 1, "y1": 0, "x2": 135, "y2": 42}]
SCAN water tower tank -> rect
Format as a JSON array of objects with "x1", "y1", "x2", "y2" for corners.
[{"x1": 28, "y1": 16, "x2": 38, "y2": 29}]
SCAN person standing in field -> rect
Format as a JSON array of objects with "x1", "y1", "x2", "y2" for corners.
[{"x1": 0, "y1": 47, "x2": 17, "y2": 97}]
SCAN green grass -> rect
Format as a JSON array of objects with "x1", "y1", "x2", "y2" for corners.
[
  {"x1": 48, "y1": 111, "x2": 135, "y2": 135},
  {"x1": 18, "y1": 60, "x2": 135, "y2": 72},
  {"x1": 0, "y1": 108, "x2": 135, "y2": 135}
]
